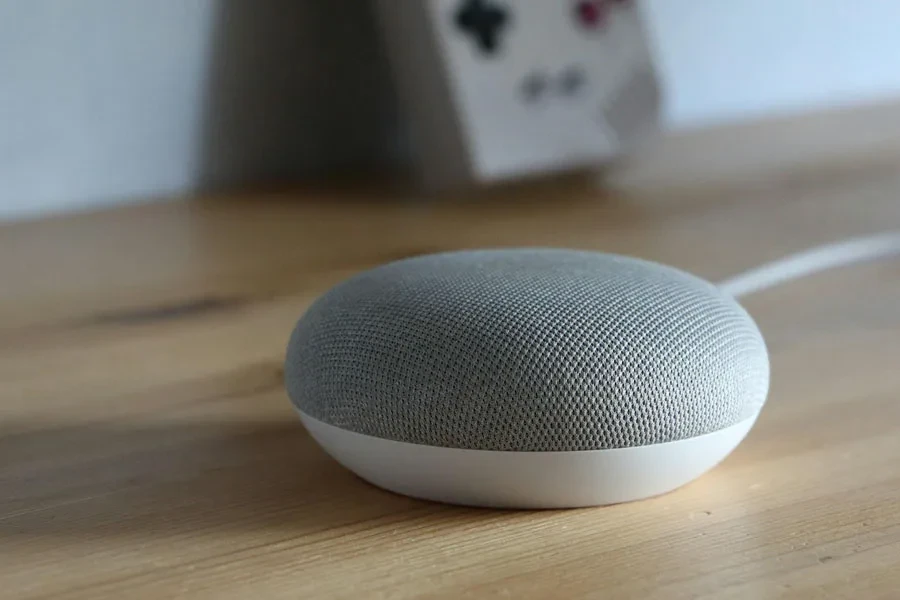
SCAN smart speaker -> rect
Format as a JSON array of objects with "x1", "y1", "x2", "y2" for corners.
[{"x1": 284, "y1": 249, "x2": 770, "y2": 508}]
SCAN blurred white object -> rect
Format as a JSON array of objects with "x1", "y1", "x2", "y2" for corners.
[
  {"x1": 719, "y1": 231, "x2": 900, "y2": 298},
  {"x1": 375, "y1": 0, "x2": 662, "y2": 188}
]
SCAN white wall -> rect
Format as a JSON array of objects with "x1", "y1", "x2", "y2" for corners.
[
  {"x1": 0, "y1": 0, "x2": 398, "y2": 221},
  {"x1": 0, "y1": 1, "x2": 215, "y2": 218},
  {"x1": 645, "y1": 0, "x2": 900, "y2": 128},
  {"x1": 2, "y1": 0, "x2": 900, "y2": 220}
]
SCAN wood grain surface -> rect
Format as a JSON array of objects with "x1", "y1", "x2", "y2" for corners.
[{"x1": 3, "y1": 151, "x2": 900, "y2": 598}]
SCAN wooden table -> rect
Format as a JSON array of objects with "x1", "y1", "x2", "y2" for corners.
[{"x1": 3, "y1": 133, "x2": 900, "y2": 598}]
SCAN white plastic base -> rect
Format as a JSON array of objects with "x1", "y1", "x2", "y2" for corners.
[{"x1": 298, "y1": 411, "x2": 758, "y2": 509}]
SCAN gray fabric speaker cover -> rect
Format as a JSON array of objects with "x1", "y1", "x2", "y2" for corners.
[{"x1": 285, "y1": 249, "x2": 769, "y2": 451}]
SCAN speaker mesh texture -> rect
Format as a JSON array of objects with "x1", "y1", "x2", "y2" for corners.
[{"x1": 285, "y1": 249, "x2": 769, "y2": 451}]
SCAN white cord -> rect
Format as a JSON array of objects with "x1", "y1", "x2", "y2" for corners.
[{"x1": 718, "y1": 231, "x2": 900, "y2": 298}]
